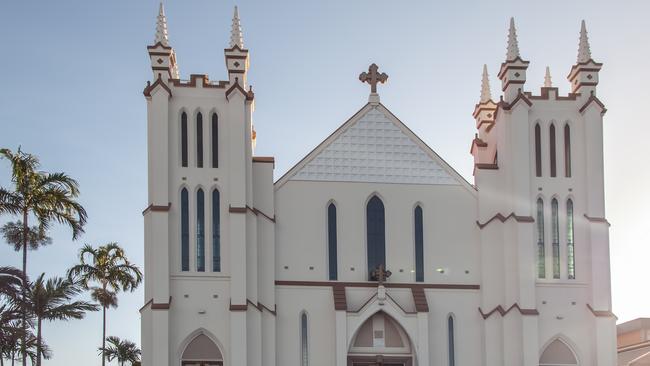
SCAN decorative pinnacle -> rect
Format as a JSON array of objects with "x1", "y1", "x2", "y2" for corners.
[
  {"x1": 154, "y1": 2, "x2": 169, "y2": 47},
  {"x1": 544, "y1": 66, "x2": 552, "y2": 87},
  {"x1": 506, "y1": 17, "x2": 520, "y2": 61},
  {"x1": 230, "y1": 6, "x2": 244, "y2": 48},
  {"x1": 480, "y1": 64, "x2": 492, "y2": 103},
  {"x1": 577, "y1": 20, "x2": 592, "y2": 63}
]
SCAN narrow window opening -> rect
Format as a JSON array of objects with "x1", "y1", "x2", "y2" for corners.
[
  {"x1": 181, "y1": 188, "x2": 189, "y2": 271},
  {"x1": 414, "y1": 206, "x2": 424, "y2": 282},
  {"x1": 366, "y1": 196, "x2": 386, "y2": 280},
  {"x1": 567, "y1": 199, "x2": 575, "y2": 279},
  {"x1": 535, "y1": 124, "x2": 542, "y2": 177},
  {"x1": 550, "y1": 125, "x2": 557, "y2": 177},
  {"x1": 212, "y1": 113, "x2": 219, "y2": 168},
  {"x1": 301, "y1": 313, "x2": 308, "y2": 366},
  {"x1": 212, "y1": 189, "x2": 221, "y2": 272},
  {"x1": 196, "y1": 113, "x2": 204, "y2": 168},
  {"x1": 564, "y1": 124, "x2": 572, "y2": 177},
  {"x1": 552, "y1": 198, "x2": 560, "y2": 278},
  {"x1": 196, "y1": 189, "x2": 205, "y2": 272},
  {"x1": 448, "y1": 316, "x2": 455, "y2": 366},
  {"x1": 327, "y1": 203, "x2": 338, "y2": 281},
  {"x1": 181, "y1": 112, "x2": 188, "y2": 167},
  {"x1": 536, "y1": 198, "x2": 545, "y2": 279}
]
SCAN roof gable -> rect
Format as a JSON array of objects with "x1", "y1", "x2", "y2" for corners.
[{"x1": 275, "y1": 103, "x2": 474, "y2": 192}]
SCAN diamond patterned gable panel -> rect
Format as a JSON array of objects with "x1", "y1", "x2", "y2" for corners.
[{"x1": 291, "y1": 107, "x2": 458, "y2": 185}]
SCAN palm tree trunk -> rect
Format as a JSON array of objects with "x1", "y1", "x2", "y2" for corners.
[
  {"x1": 102, "y1": 305, "x2": 106, "y2": 366},
  {"x1": 36, "y1": 316, "x2": 42, "y2": 366},
  {"x1": 21, "y1": 210, "x2": 28, "y2": 366}
]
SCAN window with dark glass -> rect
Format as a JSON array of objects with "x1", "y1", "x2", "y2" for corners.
[
  {"x1": 301, "y1": 312, "x2": 308, "y2": 366},
  {"x1": 535, "y1": 124, "x2": 542, "y2": 177},
  {"x1": 327, "y1": 203, "x2": 338, "y2": 281},
  {"x1": 552, "y1": 198, "x2": 560, "y2": 278},
  {"x1": 366, "y1": 196, "x2": 386, "y2": 280},
  {"x1": 181, "y1": 188, "x2": 189, "y2": 271},
  {"x1": 196, "y1": 189, "x2": 205, "y2": 272},
  {"x1": 212, "y1": 113, "x2": 219, "y2": 168},
  {"x1": 196, "y1": 113, "x2": 204, "y2": 168},
  {"x1": 567, "y1": 199, "x2": 575, "y2": 279},
  {"x1": 414, "y1": 205, "x2": 424, "y2": 282},
  {"x1": 564, "y1": 124, "x2": 572, "y2": 177},
  {"x1": 550, "y1": 124, "x2": 557, "y2": 177},
  {"x1": 448, "y1": 315, "x2": 455, "y2": 366},
  {"x1": 536, "y1": 198, "x2": 545, "y2": 279},
  {"x1": 212, "y1": 189, "x2": 221, "y2": 272},
  {"x1": 181, "y1": 112, "x2": 188, "y2": 167}
]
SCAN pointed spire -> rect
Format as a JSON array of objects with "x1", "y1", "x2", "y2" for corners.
[
  {"x1": 230, "y1": 6, "x2": 244, "y2": 49},
  {"x1": 506, "y1": 17, "x2": 520, "y2": 61},
  {"x1": 480, "y1": 64, "x2": 492, "y2": 103},
  {"x1": 544, "y1": 66, "x2": 552, "y2": 87},
  {"x1": 154, "y1": 2, "x2": 170, "y2": 47},
  {"x1": 577, "y1": 20, "x2": 592, "y2": 63}
]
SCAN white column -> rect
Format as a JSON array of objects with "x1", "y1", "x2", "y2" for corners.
[{"x1": 335, "y1": 311, "x2": 347, "y2": 366}]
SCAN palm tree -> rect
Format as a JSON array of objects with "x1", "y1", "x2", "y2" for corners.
[
  {"x1": 67, "y1": 243, "x2": 142, "y2": 366},
  {"x1": 26, "y1": 273, "x2": 99, "y2": 366},
  {"x1": 0, "y1": 305, "x2": 22, "y2": 366},
  {"x1": 0, "y1": 267, "x2": 23, "y2": 301},
  {"x1": 99, "y1": 336, "x2": 141, "y2": 366},
  {"x1": 0, "y1": 147, "x2": 87, "y2": 365}
]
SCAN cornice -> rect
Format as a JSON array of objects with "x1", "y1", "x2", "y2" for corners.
[{"x1": 476, "y1": 212, "x2": 534, "y2": 229}]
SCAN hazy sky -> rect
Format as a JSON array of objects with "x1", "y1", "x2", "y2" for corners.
[{"x1": 1, "y1": 0, "x2": 649, "y2": 364}]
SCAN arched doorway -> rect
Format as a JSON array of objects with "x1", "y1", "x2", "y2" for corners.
[
  {"x1": 539, "y1": 338, "x2": 578, "y2": 366},
  {"x1": 348, "y1": 312, "x2": 414, "y2": 366},
  {"x1": 181, "y1": 333, "x2": 224, "y2": 366}
]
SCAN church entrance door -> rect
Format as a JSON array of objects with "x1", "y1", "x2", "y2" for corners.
[{"x1": 348, "y1": 355, "x2": 412, "y2": 366}]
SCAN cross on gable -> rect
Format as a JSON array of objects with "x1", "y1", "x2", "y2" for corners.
[
  {"x1": 371, "y1": 264, "x2": 392, "y2": 284},
  {"x1": 359, "y1": 63, "x2": 388, "y2": 94}
]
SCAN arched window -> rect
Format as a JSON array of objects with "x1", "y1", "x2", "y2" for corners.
[
  {"x1": 549, "y1": 124, "x2": 557, "y2": 177},
  {"x1": 181, "y1": 333, "x2": 224, "y2": 365},
  {"x1": 539, "y1": 338, "x2": 577, "y2": 366},
  {"x1": 181, "y1": 188, "x2": 189, "y2": 271},
  {"x1": 212, "y1": 189, "x2": 221, "y2": 272},
  {"x1": 181, "y1": 112, "x2": 188, "y2": 167},
  {"x1": 536, "y1": 198, "x2": 545, "y2": 279},
  {"x1": 448, "y1": 315, "x2": 456, "y2": 366},
  {"x1": 300, "y1": 312, "x2": 309, "y2": 366},
  {"x1": 551, "y1": 198, "x2": 560, "y2": 279},
  {"x1": 327, "y1": 203, "x2": 338, "y2": 281},
  {"x1": 535, "y1": 123, "x2": 542, "y2": 177},
  {"x1": 567, "y1": 199, "x2": 575, "y2": 279},
  {"x1": 196, "y1": 189, "x2": 205, "y2": 272},
  {"x1": 414, "y1": 205, "x2": 424, "y2": 282},
  {"x1": 196, "y1": 112, "x2": 204, "y2": 168},
  {"x1": 367, "y1": 196, "x2": 386, "y2": 280},
  {"x1": 564, "y1": 124, "x2": 572, "y2": 177},
  {"x1": 212, "y1": 113, "x2": 219, "y2": 168}
]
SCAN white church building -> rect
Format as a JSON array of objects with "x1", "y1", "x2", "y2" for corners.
[{"x1": 140, "y1": 5, "x2": 617, "y2": 366}]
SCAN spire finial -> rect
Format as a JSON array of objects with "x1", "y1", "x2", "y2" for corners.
[
  {"x1": 230, "y1": 6, "x2": 244, "y2": 48},
  {"x1": 544, "y1": 66, "x2": 552, "y2": 87},
  {"x1": 506, "y1": 17, "x2": 520, "y2": 61},
  {"x1": 480, "y1": 64, "x2": 492, "y2": 103},
  {"x1": 154, "y1": 2, "x2": 169, "y2": 47},
  {"x1": 577, "y1": 20, "x2": 592, "y2": 63}
]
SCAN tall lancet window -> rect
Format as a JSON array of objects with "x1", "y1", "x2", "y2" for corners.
[
  {"x1": 535, "y1": 124, "x2": 542, "y2": 177},
  {"x1": 180, "y1": 188, "x2": 189, "y2": 271},
  {"x1": 567, "y1": 199, "x2": 575, "y2": 279},
  {"x1": 300, "y1": 312, "x2": 309, "y2": 366},
  {"x1": 536, "y1": 198, "x2": 545, "y2": 279},
  {"x1": 550, "y1": 124, "x2": 557, "y2": 177},
  {"x1": 327, "y1": 203, "x2": 338, "y2": 281},
  {"x1": 414, "y1": 205, "x2": 424, "y2": 282},
  {"x1": 366, "y1": 196, "x2": 386, "y2": 280},
  {"x1": 564, "y1": 124, "x2": 572, "y2": 177},
  {"x1": 211, "y1": 113, "x2": 219, "y2": 168},
  {"x1": 196, "y1": 189, "x2": 205, "y2": 272},
  {"x1": 447, "y1": 315, "x2": 456, "y2": 366},
  {"x1": 212, "y1": 189, "x2": 221, "y2": 272},
  {"x1": 181, "y1": 112, "x2": 188, "y2": 167},
  {"x1": 196, "y1": 112, "x2": 204, "y2": 168},
  {"x1": 551, "y1": 198, "x2": 560, "y2": 279}
]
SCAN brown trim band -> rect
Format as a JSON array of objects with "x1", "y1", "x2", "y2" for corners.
[
  {"x1": 230, "y1": 303, "x2": 247, "y2": 311},
  {"x1": 147, "y1": 42, "x2": 172, "y2": 50},
  {"x1": 140, "y1": 296, "x2": 172, "y2": 312},
  {"x1": 253, "y1": 156, "x2": 275, "y2": 165},
  {"x1": 229, "y1": 205, "x2": 247, "y2": 214},
  {"x1": 247, "y1": 299, "x2": 277, "y2": 316},
  {"x1": 143, "y1": 76, "x2": 172, "y2": 98},
  {"x1": 526, "y1": 87, "x2": 579, "y2": 101},
  {"x1": 333, "y1": 284, "x2": 347, "y2": 311},
  {"x1": 479, "y1": 303, "x2": 538, "y2": 319},
  {"x1": 477, "y1": 212, "x2": 534, "y2": 229},
  {"x1": 142, "y1": 202, "x2": 171, "y2": 216},
  {"x1": 275, "y1": 280, "x2": 479, "y2": 290},
  {"x1": 412, "y1": 287, "x2": 429, "y2": 312},
  {"x1": 229, "y1": 205, "x2": 276, "y2": 222},
  {"x1": 225, "y1": 81, "x2": 254, "y2": 101},
  {"x1": 501, "y1": 79, "x2": 526, "y2": 91},
  {"x1": 475, "y1": 163, "x2": 498, "y2": 170},
  {"x1": 586, "y1": 303, "x2": 616, "y2": 318},
  {"x1": 584, "y1": 214, "x2": 610, "y2": 226},
  {"x1": 499, "y1": 92, "x2": 533, "y2": 109},
  {"x1": 579, "y1": 95, "x2": 607, "y2": 115},
  {"x1": 169, "y1": 74, "x2": 228, "y2": 89},
  {"x1": 618, "y1": 340, "x2": 650, "y2": 353}
]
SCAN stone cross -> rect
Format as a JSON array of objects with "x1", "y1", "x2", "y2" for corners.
[
  {"x1": 359, "y1": 63, "x2": 388, "y2": 94},
  {"x1": 371, "y1": 264, "x2": 392, "y2": 284}
]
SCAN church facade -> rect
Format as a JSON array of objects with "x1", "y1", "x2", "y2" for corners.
[{"x1": 140, "y1": 5, "x2": 617, "y2": 366}]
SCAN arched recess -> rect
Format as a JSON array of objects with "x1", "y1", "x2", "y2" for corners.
[
  {"x1": 348, "y1": 311, "x2": 414, "y2": 366},
  {"x1": 366, "y1": 195, "x2": 386, "y2": 280},
  {"x1": 539, "y1": 337, "x2": 578, "y2": 366},
  {"x1": 179, "y1": 329, "x2": 225, "y2": 366}
]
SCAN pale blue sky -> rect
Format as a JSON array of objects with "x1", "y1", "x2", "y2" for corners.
[{"x1": 1, "y1": 0, "x2": 649, "y2": 364}]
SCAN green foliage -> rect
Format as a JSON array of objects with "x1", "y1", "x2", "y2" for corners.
[{"x1": 99, "y1": 336, "x2": 141, "y2": 366}]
